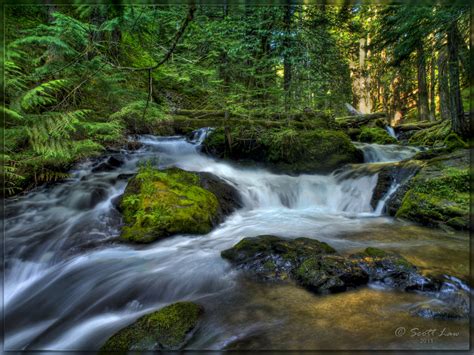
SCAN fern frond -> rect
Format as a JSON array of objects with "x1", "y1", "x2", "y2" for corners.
[
  {"x1": 21, "y1": 79, "x2": 69, "y2": 111},
  {"x1": 12, "y1": 35, "x2": 77, "y2": 56},
  {"x1": 1, "y1": 106, "x2": 24, "y2": 122}
]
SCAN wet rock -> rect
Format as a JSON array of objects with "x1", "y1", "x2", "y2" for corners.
[
  {"x1": 222, "y1": 237, "x2": 465, "y2": 298},
  {"x1": 368, "y1": 160, "x2": 424, "y2": 210},
  {"x1": 221, "y1": 235, "x2": 368, "y2": 293},
  {"x1": 100, "y1": 302, "x2": 203, "y2": 351},
  {"x1": 410, "y1": 289, "x2": 469, "y2": 320},
  {"x1": 294, "y1": 255, "x2": 369, "y2": 293},
  {"x1": 349, "y1": 247, "x2": 433, "y2": 291},
  {"x1": 198, "y1": 172, "x2": 242, "y2": 217},
  {"x1": 119, "y1": 167, "x2": 238, "y2": 243},
  {"x1": 92, "y1": 156, "x2": 125, "y2": 173}
]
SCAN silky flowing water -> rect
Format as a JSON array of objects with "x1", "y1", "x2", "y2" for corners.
[{"x1": 3, "y1": 130, "x2": 470, "y2": 351}]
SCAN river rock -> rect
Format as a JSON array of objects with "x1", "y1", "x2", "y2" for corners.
[
  {"x1": 394, "y1": 149, "x2": 470, "y2": 230},
  {"x1": 221, "y1": 236, "x2": 453, "y2": 296},
  {"x1": 203, "y1": 126, "x2": 362, "y2": 174},
  {"x1": 118, "y1": 167, "x2": 239, "y2": 243},
  {"x1": 221, "y1": 235, "x2": 368, "y2": 294},
  {"x1": 100, "y1": 302, "x2": 203, "y2": 351},
  {"x1": 92, "y1": 155, "x2": 125, "y2": 173},
  {"x1": 349, "y1": 247, "x2": 434, "y2": 291}
]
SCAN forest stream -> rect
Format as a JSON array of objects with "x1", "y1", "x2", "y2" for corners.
[{"x1": 4, "y1": 129, "x2": 470, "y2": 351}]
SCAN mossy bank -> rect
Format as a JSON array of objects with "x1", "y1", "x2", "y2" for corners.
[{"x1": 203, "y1": 125, "x2": 362, "y2": 174}]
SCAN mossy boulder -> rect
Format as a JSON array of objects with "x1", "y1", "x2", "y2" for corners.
[
  {"x1": 294, "y1": 254, "x2": 368, "y2": 293},
  {"x1": 100, "y1": 302, "x2": 203, "y2": 351},
  {"x1": 203, "y1": 126, "x2": 362, "y2": 174},
  {"x1": 221, "y1": 236, "x2": 455, "y2": 295},
  {"x1": 395, "y1": 149, "x2": 470, "y2": 230},
  {"x1": 357, "y1": 127, "x2": 397, "y2": 145},
  {"x1": 119, "y1": 166, "x2": 226, "y2": 243},
  {"x1": 222, "y1": 235, "x2": 368, "y2": 293}
]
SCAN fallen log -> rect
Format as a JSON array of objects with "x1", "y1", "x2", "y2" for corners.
[
  {"x1": 336, "y1": 112, "x2": 388, "y2": 128},
  {"x1": 396, "y1": 120, "x2": 444, "y2": 132}
]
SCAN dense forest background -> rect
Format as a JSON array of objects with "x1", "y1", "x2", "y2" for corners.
[{"x1": 1, "y1": 2, "x2": 471, "y2": 196}]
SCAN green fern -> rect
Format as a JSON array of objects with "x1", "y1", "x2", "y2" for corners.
[{"x1": 21, "y1": 79, "x2": 69, "y2": 111}]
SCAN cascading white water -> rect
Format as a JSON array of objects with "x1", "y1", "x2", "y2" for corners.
[
  {"x1": 353, "y1": 141, "x2": 421, "y2": 163},
  {"x1": 2, "y1": 130, "x2": 432, "y2": 351},
  {"x1": 385, "y1": 125, "x2": 397, "y2": 139}
]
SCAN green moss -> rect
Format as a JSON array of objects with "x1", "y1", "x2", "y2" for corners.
[
  {"x1": 204, "y1": 126, "x2": 360, "y2": 173},
  {"x1": 396, "y1": 164, "x2": 469, "y2": 230},
  {"x1": 408, "y1": 120, "x2": 451, "y2": 147},
  {"x1": 364, "y1": 247, "x2": 388, "y2": 258},
  {"x1": 444, "y1": 133, "x2": 469, "y2": 151},
  {"x1": 357, "y1": 127, "x2": 397, "y2": 145},
  {"x1": 100, "y1": 302, "x2": 203, "y2": 351},
  {"x1": 119, "y1": 166, "x2": 219, "y2": 243}
]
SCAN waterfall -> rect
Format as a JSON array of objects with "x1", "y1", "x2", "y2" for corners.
[
  {"x1": 353, "y1": 142, "x2": 421, "y2": 163},
  {"x1": 385, "y1": 125, "x2": 397, "y2": 139},
  {"x1": 3, "y1": 130, "x2": 427, "y2": 350}
]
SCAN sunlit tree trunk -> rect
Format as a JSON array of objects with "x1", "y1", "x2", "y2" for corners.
[{"x1": 429, "y1": 53, "x2": 436, "y2": 121}]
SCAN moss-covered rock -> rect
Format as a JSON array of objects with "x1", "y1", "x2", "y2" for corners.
[
  {"x1": 222, "y1": 235, "x2": 367, "y2": 293},
  {"x1": 395, "y1": 149, "x2": 470, "y2": 230},
  {"x1": 100, "y1": 302, "x2": 203, "y2": 351},
  {"x1": 221, "y1": 236, "x2": 455, "y2": 295},
  {"x1": 119, "y1": 166, "x2": 220, "y2": 243},
  {"x1": 294, "y1": 254, "x2": 368, "y2": 293},
  {"x1": 349, "y1": 248, "x2": 432, "y2": 291},
  {"x1": 357, "y1": 127, "x2": 397, "y2": 145},
  {"x1": 203, "y1": 126, "x2": 362, "y2": 174}
]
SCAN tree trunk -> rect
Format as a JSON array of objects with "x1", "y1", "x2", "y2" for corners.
[
  {"x1": 447, "y1": 21, "x2": 468, "y2": 138},
  {"x1": 416, "y1": 43, "x2": 430, "y2": 121},
  {"x1": 429, "y1": 53, "x2": 436, "y2": 121},
  {"x1": 283, "y1": 2, "x2": 292, "y2": 112},
  {"x1": 438, "y1": 47, "x2": 451, "y2": 121}
]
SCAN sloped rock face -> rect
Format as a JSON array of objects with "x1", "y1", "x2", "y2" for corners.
[{"x1": 395, "y1": 149, "x2": 470, "y2": 230}]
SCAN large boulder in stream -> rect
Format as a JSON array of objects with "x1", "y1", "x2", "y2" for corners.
[
  {"x1": 221, "y1": 236, "x2": 440, "y2": 294},
  {"x1": 100, "y1": 302, "x2": 203, "y2": 351},
  {"x1": 203, "y1": 126, "x2": 362, "y2": 174},
  {"x1": 118, "y1": 166, "x2": 241, "y2": 243}
]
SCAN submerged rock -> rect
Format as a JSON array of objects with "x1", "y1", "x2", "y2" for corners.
[
  {"x1": 100, "y1": 302, "x2": 203, "y2": 351},
  {"x1": 119, "y1": 167, "x2": 237, "y2": 243},
  {"x1": 203, "y1": 126, "x2": 362, "y2": 174}
]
